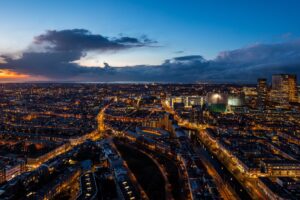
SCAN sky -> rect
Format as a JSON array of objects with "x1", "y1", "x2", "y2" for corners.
[{"x1": 0, "y1": 0, "x2": 300, "y2": 83}]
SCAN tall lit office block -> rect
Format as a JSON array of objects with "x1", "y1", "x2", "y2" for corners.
[
  {"x1": 257, "y1": 78, "x2": 267, "y2": 108},
  {"x1": 288, "y1": 75, "x2": 298, "y2": 102},
  {"x1": 271, "y1": 74, "x2": 298, "y2": 104}
]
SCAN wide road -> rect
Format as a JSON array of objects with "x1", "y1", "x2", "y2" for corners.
[
  {"x1": 197, "y1": 129, "x2": 266, "y2": 200},
  {"x1": 193, "y1": 136, "x2": 252, "y2": 200}
]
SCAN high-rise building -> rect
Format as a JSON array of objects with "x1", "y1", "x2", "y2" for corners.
[
  {"x1": 298, "y1": 86, "x2": 300, "y2": 103},
  {"x1": 257, "y1": 78, "x2": 267, "y2": 108},
  {"x1": 271, "y1": 74, "x2": 298, "y2": 104},
  {"x1": 288, "y1": 75, "x2": 298, "y2": 102}
]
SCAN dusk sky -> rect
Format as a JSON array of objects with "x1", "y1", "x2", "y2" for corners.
[{"x1": 1, "y1": 0, "x2": 300, "y2": 83}]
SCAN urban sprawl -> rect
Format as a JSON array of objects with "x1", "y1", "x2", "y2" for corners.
[{"x1": 0, "y1": 74, "x2": 300, "y2": 200}]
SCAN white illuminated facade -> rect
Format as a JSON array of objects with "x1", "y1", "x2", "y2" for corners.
[
  {"x1": 228, "y1": 95, "x2": 244, "y2": 106},
  {"x1": 166, "y1": 96, "x2": 204, "y2": 108}
]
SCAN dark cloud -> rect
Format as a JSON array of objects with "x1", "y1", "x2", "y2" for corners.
[
  {"x1": 1, "y1": 29, "x2": 300, "y2": 83},
  {"x1": 33, "y1": 29, "x2": 155, "y2": 52},
  {"x1": 0, "y1": 29, "x2": 155, "y2": 80},
  {"x1": 113, "y1": 37, "x2": 140, "y2": 44},
  {"x1": 2, "y1": 51, "x2": 86, "y2": 79},
  {"x1": 171, "y1": 55, "x2": 205, "y2": 62},
  {"x1": 210, "y1": 41, "x2": 300, "y2": 82},
  {"x1": 108, "y1": 41, "x2": 300, "y2": 83},
  {"x1": 113, "y1": 36, "x2": 156, "y2": 46},
  {"x1": 215, "y1": 41, "x2": 300, "y2": 65}
]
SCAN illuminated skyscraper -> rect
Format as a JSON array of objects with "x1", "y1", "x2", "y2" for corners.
[
  {"x1": 271, "y1": 74, "x2": 298, "y2": 104},
  {"x1": 257, "y1": 78, "x2": 267, "y2": 108},
  {"x1": 288, "y1": 75, "x2": 298, "y2": 102}
]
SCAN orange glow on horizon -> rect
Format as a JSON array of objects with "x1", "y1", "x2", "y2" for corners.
[{"x1": 0, "y1": 69, "x2": 29, "y2": 79}]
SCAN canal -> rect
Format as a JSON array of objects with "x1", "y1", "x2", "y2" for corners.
[{"x1": 115, "y1": 142, "x2": 166, "y2": 200}]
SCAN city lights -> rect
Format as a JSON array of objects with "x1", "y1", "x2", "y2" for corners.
[{"x1": 0, "y1": 1, "x2": 300, "y2": 199}]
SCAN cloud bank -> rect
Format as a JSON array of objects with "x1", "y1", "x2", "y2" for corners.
[{"x1": 1, "y1": 29, "x2": 300, "y2": 83}]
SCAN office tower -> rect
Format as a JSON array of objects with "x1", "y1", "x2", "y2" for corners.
[
  {"x1": 288, "y1": 75, "x2": 298, "y2": 102},
  {"x1": 257, "y1": 78, "x2": 267, "y2": 108},
  {"x1": 298, "y1": 86, "x2": 300, "y2": 103},
  {"x1": 271, "y1": 74, "x2": 298, "y2": 104}
]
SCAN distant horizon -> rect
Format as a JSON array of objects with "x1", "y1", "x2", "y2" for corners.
[
  {"x1": 0, "y1": 79, "x2": 273, "y2": 86},
  {"x1": 0, "y1": 73, "x2": 298, "y2": 85}
]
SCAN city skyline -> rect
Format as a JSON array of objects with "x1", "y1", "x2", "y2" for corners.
[
  {"x1": 1, "y1": 2, "x2": 300, "y2": 198},
  {"x1": 1, "y1": 0, "x2": 300, "y2": 83}
]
